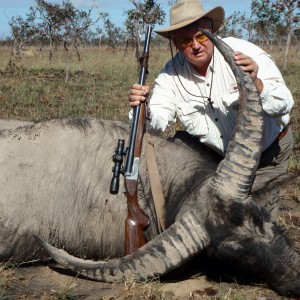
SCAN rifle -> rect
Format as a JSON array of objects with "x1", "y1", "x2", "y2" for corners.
[{"x1": 110, "y1": 25, "x2": 153, "y2": 255}]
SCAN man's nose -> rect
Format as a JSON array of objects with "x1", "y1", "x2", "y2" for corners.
[{"x1": 192, "y1": 38, "x2": 201, "y2": 48}]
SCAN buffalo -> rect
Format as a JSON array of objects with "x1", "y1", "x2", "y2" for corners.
[{"x1": 0, "y1": 32, "x2": 299, "y2": 297}]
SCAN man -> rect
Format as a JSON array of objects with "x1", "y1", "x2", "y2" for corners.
[{"x1": 128, "y1": 0, "x2": 294, "y2": 221}]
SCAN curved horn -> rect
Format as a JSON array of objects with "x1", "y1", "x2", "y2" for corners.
[
  {"x1": 34, "y1": 210, "x2": 209, "y2": 282},
  {"x1": 201, "y1": 29, "x2": 263, "y2": 201}
]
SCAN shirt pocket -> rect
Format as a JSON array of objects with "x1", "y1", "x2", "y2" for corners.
[{"x1": 177, "y1": 101, "x2": 208, "y2": 137}]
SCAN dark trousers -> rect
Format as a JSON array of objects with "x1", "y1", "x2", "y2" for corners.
[
  {"x1": 174, "y1": 127, "x2": 294, "y2": 221},
  {"x1": 253, "y1": 127, "x2": 294, "y2": 221}
]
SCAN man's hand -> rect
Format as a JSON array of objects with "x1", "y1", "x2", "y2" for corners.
[
  {"x1": 128, "y1": 84, "x2": 150, "y2": 107},
  {"x1": 234, "y1": 51, "x2": 263, "y2": 94}
]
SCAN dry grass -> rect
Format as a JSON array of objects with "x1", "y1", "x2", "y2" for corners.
[
  {"x1": 2, "y1": 45, "x2": 298, "y2": 171},
  {"x1": 0, "y1": 45, "x2": 299, "y2": 300},
  {"x1": 0, "y1": 47, "x2": 169, "y2": 122}
]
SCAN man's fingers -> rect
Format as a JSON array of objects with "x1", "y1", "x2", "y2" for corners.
[
  {"x1": 129, "y1": 94, "x2": 147, "y2": 102},
  {"x1": 130, "y1": 100, "x2": 143, "y2": 107},
  {"x1": 233, "y1": 51, "x2": 258, "y2": 80},
  {"x1": 128, "y1": 84, "x2": 149, "y2": 107},
  {"x1": 131, "y1": 84, "x2": 149, "y2": 94}
]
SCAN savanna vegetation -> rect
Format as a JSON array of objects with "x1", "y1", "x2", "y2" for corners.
[
  {"x1": 0, "y1": 43, "x2": 299, "y2": 172},
  {"x1": 0, "y1": 0, "x2": 299, "y2": 299},
  {"x1": 0, "y1": 46, "x2": 299, "y2": 299}
]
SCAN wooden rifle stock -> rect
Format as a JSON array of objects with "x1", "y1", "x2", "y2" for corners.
[{"x1": 124, "y1": 25, "x2": 153, "y2": 255}]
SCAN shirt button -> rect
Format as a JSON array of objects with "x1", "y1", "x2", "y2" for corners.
[
  {"x1": 220, "y1": 135, "x2": 223, "y2": 139},
  {"x1": 215, "y1": 118, "x2": 219, "y2": 121},
  {"x1": 207, "y1": 83, "x2": 210, "y2": 86}
]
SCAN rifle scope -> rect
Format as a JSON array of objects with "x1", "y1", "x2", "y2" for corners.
[{"x1": 110, "y1": 139, "x2": 125, "y2": 194}]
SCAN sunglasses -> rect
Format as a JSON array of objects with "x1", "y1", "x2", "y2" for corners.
[{"x1": 177, "y1": 31, "x2": 209, "y2": 48}]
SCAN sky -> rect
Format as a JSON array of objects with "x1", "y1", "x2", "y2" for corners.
[{"x1": 0, "y1": 0, "x2": 252, "y2": 39}]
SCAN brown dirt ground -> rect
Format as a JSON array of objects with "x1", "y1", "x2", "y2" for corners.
[{"x1": 1, "y1": 183, "x2": 300, "y2": 300}]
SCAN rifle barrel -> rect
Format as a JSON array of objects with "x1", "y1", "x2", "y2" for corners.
[{"x1": 125, "y1": 25, "x2": 153, "y2": 177}]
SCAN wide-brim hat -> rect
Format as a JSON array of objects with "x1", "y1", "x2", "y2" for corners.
[{"x1": 155, "y1": 0, "x2": 225, "y2": 39}]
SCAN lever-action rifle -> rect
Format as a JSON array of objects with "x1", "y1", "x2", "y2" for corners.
[{"x1": 110, "y1": 25, "x2": 153, "y2": 255}]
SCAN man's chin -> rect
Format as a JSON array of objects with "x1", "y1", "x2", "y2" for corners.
[{"x1": 190, "y1": 56, "x2": 207, "y2": 64}]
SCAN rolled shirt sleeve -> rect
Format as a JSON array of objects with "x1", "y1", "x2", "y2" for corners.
[
  {"x1": 257, "y1": 53, "x2": 294, "y2": 117},
  {"x1": 128, "y1": 62, "x2": 179, "y2": 134},
  {"x1": 224, "y1": 37, "x2": 294, "y2": 118}
]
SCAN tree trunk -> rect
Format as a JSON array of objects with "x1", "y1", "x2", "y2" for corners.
[
  {"x1": 283, "y1": 26, "x2": 294, "y2": 71},
  {"x1": 65, "y1": 42, "x2": 74, "y2": 85},
  {"x1": 134, "y1": 20, "x2": 140, "y2": 63}
]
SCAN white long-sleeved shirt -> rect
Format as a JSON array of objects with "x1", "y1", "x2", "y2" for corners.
[{"x1": 148, "y1": 37, "x2": 294, "y2": 156}]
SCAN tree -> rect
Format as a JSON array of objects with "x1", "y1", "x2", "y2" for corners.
[
  {"x1": 239, "y1": 10, "x2": 256, "y2": 42},
  {"x1": 59, "y1": 3, "x2": 102, "y2": 83},
  {"x1": 251, "y1": 0, "x2": 283, "y2": 47},
  {"x1": 271, "y1": 0, "x2": 300, "y2": 69},
  {"x1": 124, "y1": 0, "x2": 166, "y2": 61},
  {"x1": 218, "y1": 12, "x2": 244, "y2": 39},
  {"x1": 62, "y1": 4, "x2": 101, "y2": 58},
  {"x1": 32, "y1": 0, "x2": 73, "y2": 61},
  {"x1": 251, "y1": 0, "x2": 300, "y2": 69},
  {"x1": 6, "y1": 8, "x2": 39, "y2": 68},
  {"x1": 7, "y1": 0, "x2": 104, "y2": 81},
  {"x1": 96, "y1": 12, "x2": 126, "y2": 49}
]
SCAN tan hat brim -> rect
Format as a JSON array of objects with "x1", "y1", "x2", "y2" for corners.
[{"x1": 155, "y1": 6, "x2": 224, "y2": 39}]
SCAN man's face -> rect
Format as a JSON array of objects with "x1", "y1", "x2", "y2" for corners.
[{"x1": 172, "y1": 19, "x2": 214, "y2": 73}]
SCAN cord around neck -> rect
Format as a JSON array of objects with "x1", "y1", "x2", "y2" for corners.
[{"x1": 169, "y1": 39, "x2": 215, "y2": 111}]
